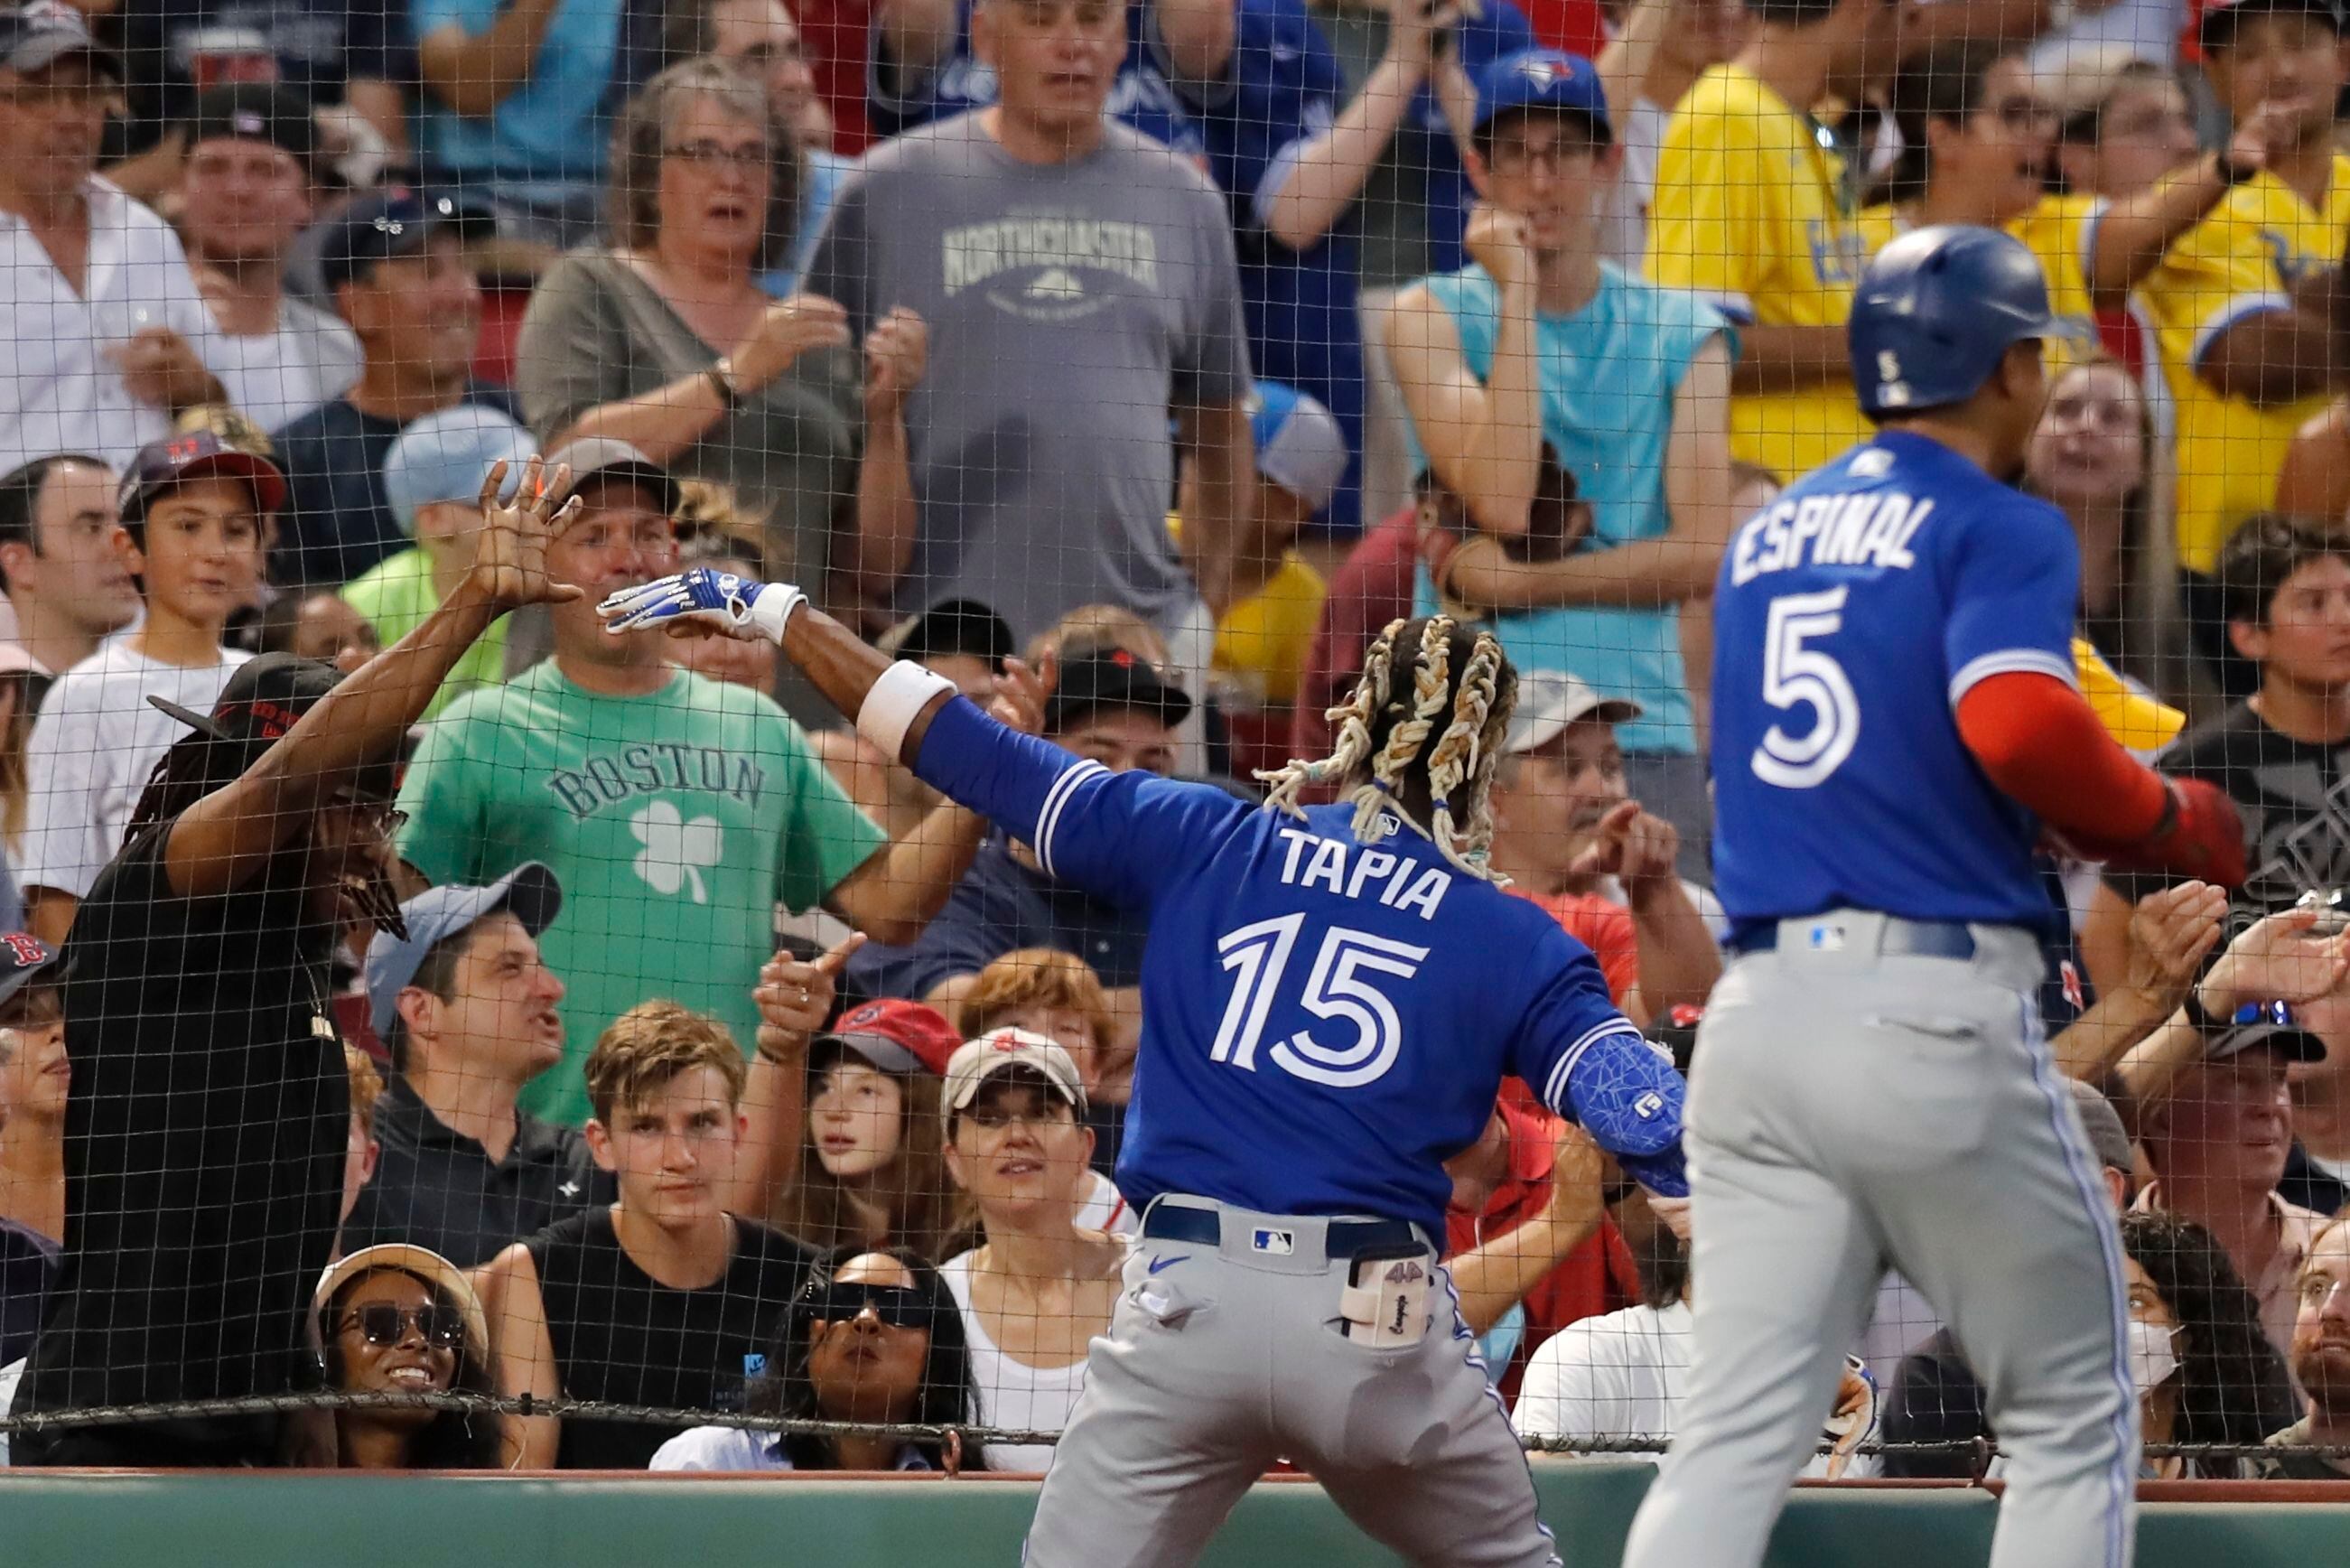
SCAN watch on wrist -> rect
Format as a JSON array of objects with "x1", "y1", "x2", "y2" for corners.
[
  {"x1": 2182, "y1": 987, "x2": 2219, "y2": 1032},
  {"x1": 706, "y1": 359, "x2": 746, "y2": 410}
]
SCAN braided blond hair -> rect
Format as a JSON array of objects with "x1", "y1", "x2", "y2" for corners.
[{"x1": 1255, "y1": 616, "x2": 1515, "y2": 882}]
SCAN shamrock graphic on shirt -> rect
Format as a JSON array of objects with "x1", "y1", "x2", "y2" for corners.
[{"x1": 630, "y1": 799, "x2": 723, "y2": 903}]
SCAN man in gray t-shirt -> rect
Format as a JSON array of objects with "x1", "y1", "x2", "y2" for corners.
[{"x1": 800, "y1": 0, "x2": 1254, "y2": 648}]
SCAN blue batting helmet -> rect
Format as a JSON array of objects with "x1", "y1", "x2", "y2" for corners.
[{"x1": 1848, "y1": 225, "x2": 2055, "y2": 419}]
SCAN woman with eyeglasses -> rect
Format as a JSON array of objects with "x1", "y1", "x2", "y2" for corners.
[
  {"x1": 515, "y1": 57, "x2": 925, "y2": 621},
  {"x1": 937, "y1": 1030, "x2": 1128, "y2": 1472},
  {"x1": 311, "y1": 1244, "x2": 505, "y2": 1469},
  {"x1": 651, "y1": 1246, "x2": 980, "y2": 1471}
]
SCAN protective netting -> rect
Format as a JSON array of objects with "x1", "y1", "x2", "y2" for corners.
[{"x1": 0, "y1": 0, "x2": 2336, "y2": 1510}]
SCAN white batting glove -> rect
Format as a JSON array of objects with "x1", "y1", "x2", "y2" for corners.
[{"x1": 598, "y1": 567, "x2": 806, "y2": 645}]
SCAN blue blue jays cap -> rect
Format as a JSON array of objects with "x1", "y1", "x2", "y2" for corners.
[
  {"x1": 1473, "y1": 48, "x2": 1611, "y2": 145},
  {"x1": 364, "y1": 863, "x2": 564, "y2": 1041}
]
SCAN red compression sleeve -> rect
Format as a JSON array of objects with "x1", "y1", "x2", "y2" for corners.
[{"x1": 1954, "y1": 672, "x2": 2169, "y2": 844}]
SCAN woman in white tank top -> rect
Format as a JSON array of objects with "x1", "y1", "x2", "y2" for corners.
[{"x1": 939, "y1": 1030, "x2": 1133, "y2": 1471}]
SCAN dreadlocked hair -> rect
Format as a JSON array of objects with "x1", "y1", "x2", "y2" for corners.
[{"x1": 1257, "y1": 616, "x2": 1516, "y2": 882}]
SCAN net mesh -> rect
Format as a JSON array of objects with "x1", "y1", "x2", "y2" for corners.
[{"x1": 0, "y1": 0, "x2": 2336, "y2": 1500}]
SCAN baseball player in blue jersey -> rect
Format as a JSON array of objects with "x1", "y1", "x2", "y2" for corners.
[
  {"x1": 597, "y1": 572, "x2": 1691, "y2": 1563},
  {"x1": 1619, "y1": 227, "x2": 2245, "y2": 1568}
]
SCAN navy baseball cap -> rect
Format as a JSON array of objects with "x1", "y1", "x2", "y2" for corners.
[
  {"x1": 118, "y1": 430, "x2": 289, "y2": 523},
  {"x1": 2205, "y1": 1000, "x2": 2329, "y2": 1066},
  {"x1": 1473, "y1": 48, "x2": 1611, "y2": 145},
  {"x1": 320, "y1": 188, "x2": 493, "y2": 294},
  {"x1": 364, "y1": 863, "x2": 564, "y2": 1040},
  {"x1": 0, "y1": 5, "x2": 123, "y2": 80},
  {"x1": 1043, "y1": 646, "x2": 1194, "y2": 735},
  {"x1": 877, "y1": 597, "x2": 1017, "y2": 669},
  {"x1": 0, "y1": 931, "x2": 59, "y2": 1014},
  {"x1": 184, "y1": 83, "x2": 318, "y2": 170}
]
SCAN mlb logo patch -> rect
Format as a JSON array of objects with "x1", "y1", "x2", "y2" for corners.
[
  {"x1": 1805, "y1": 922, "x2": 1847, "y2": 952},
  {"x1": 1252, "y1": 1228, "x2": 1296, "y2": 1255}
]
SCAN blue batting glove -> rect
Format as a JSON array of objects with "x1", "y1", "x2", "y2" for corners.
[{"x1": 598, "y1": 567, "x2": 807, "y2": 645}]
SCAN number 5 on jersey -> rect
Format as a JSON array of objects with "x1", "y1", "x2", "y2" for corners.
[
  {"x1": 1753, "y1": 587, "x2": 1859, "y2": 789},
  {"x1": 1212, "y1": 913, "x2": 1428, "y2": 1089}
]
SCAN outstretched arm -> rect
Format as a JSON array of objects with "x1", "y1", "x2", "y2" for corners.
[{"x1": 164, "y1": 459, "x2": 582, "y2": 900}]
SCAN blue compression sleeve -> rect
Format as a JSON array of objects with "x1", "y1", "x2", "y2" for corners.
[{"x1": 1565, "y1": 1031, "x2": 1691, "y2": 1197}]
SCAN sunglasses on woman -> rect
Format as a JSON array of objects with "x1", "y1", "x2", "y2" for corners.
[
  {"x1": 802, "y1": 1282, "x2": 937, "y2": 1330},
  {"x1": 340, "y1": 1302, "x2": 468, "y2": 1350}
]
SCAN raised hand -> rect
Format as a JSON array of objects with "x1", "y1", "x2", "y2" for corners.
[
  {"x1": 2122, "y1": 880, "x2": 2227, "y2": 1011},
  {"x1": 469, "y1": 455, "x2": 585, "y2": 610},
  {"x1": 730, "y1": 294, "x2": 853, "y2": 394},
  {"x1": 987, "y1": 651, "x2": 1052, "y2": 736},
  {"x1": 599, "y1": 565, "x2": 807, "y2": 645},
  {"x1": 1569, "y1": 800, "x2": 1679, "y2": 890},
  {"x1": 1463, "y1": 203, "x2": 1539, "y2": 295},
  {"x1": 2197, "y1": 905, "x2": 2350, "y2": 1016},
  {"x1": 754, "y1": 932, "x2": 867, "y2": 1063},
  {"x1": 863, "y1": 307, "x2": 929, "y2": 417}
]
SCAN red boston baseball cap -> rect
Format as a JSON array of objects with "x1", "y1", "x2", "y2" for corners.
[{"x1": 812, "y1": 998, "x2": 960, "y2": 1078}]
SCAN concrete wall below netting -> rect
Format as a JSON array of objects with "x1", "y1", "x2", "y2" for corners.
[{"x1": 1, "y1": 1460, "x2": 2344, "y2": 1567}]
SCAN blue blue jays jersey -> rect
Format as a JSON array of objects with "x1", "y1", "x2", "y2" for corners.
[
  {"x1": 912, "y1": 697, "x2": 1646, "y2": 1237},
  {"x1": 1709, "y1": 430, "x2": 2081, "y2": 936}
]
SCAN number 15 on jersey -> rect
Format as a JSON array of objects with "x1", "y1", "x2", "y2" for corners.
[{"x1": 1211, "y1": 913, "x2": 1428, "y2": 1090}]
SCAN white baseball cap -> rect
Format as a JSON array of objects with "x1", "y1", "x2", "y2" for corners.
[
  {"x1": 942, "y1": 1028, "x2": 1088, "y2": 1125},
  {"x1": 1505, "y1": 670, "x2": 1643, "y2": 756}
]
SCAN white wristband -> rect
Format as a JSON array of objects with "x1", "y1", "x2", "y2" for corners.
[
  {"x1": 857, "y1": 659, "x2": 957, "y2": 761},
  {"x1": 743, "y1": 582, "x2": 807, "y2": 645}
]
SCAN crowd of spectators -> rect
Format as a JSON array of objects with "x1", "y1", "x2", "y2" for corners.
[{"x1": 0, "y1": 0, "x2": 2346, "y2": 1487}]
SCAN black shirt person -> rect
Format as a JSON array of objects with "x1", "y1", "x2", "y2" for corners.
[
  {"x1": 480, "y1": 1003, "x2": 814, "y2": 1470},
  {"x1": 340, "y1": 863, "x2": 613, "y2": 1267},
  {"x1": 14, "y1": 454, "x2": 584, "y2": 1467}
]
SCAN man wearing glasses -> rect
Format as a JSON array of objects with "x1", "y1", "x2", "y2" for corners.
[
  {"x1": 1385, "y1": 49, "x2": 1735, "y2": 876},
  {"x1": 0, "y1": 5, "x2": 229, "y2": 470}
]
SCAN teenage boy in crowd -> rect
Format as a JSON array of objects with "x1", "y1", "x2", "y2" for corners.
[
  {"x1": 480, "y1": 1003, "x2": 817, "y2": 1469},
  {"x1": 18, "y1": 433, "x2": 275, "y2": 943}
]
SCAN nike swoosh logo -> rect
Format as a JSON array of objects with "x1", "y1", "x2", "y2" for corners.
[{"x1": 1147, "y1": 1254, "x2": 1191, "y2": 1274}]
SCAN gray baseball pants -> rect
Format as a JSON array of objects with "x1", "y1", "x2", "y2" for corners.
[
  {"x1": 1620, "y1": 911, "x2": 2138, "y2": 1568},
  {"x1": 1021, "y1": 1198, "x2": 1561, "y2": 1568}
]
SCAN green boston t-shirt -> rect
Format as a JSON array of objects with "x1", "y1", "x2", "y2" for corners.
[{"x1": 396, "y1": 661, "x2": 888, "y2": 1125}]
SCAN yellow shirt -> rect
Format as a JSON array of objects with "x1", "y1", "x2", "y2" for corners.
[
  {"x1": 2005, "y1": 194, "x2": 2110, "y2": 375},
  {"x1": 1650, "y1": 63, "x2": 1870, "y2": 479},
  {"x1": 2074, "y1": 636, "x2": 2183, "y2": 752},
  {"x1": 1855, "y1": 196, "x2": 2105, "y2": 375},
  {"x1": 2134, "y1": 155, "x2": 2350, "y2": 573},
  {"x1": 1164, "y1": 514, "x2": 1328, "y2": 706}
]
